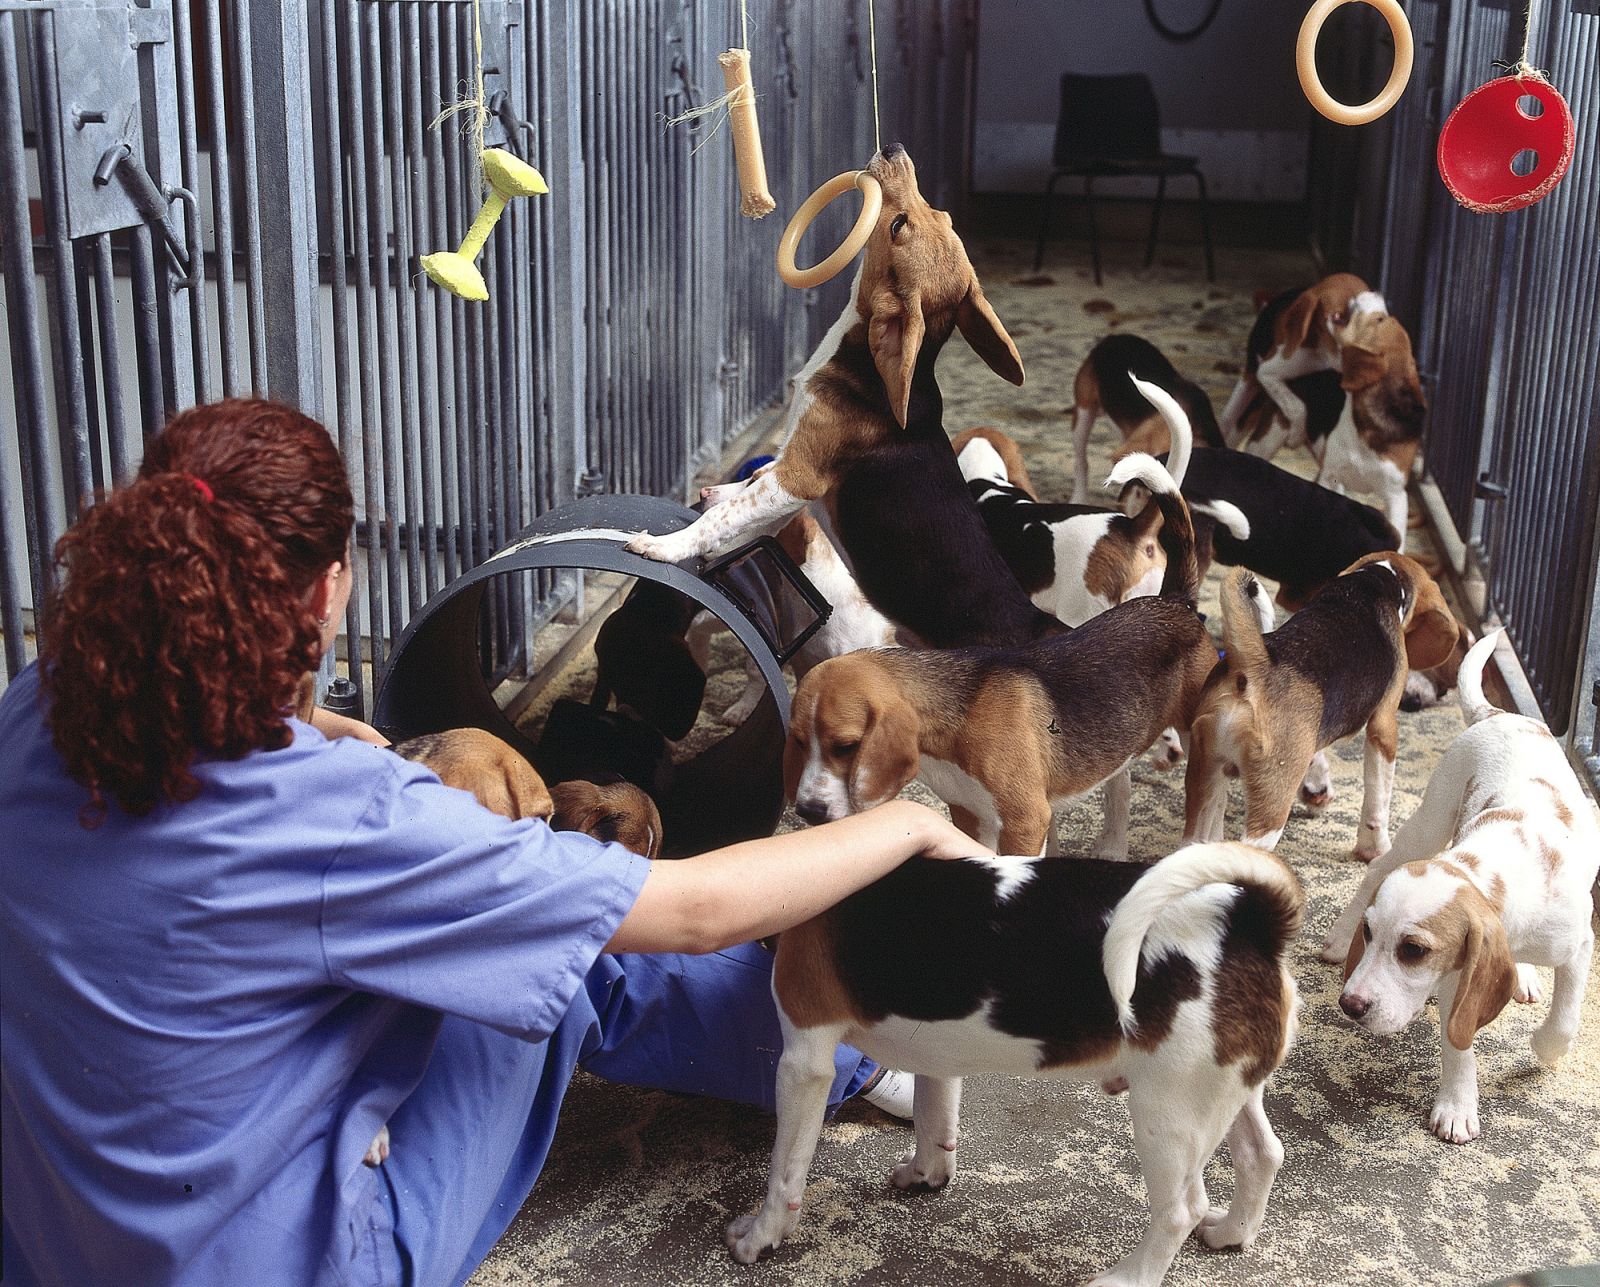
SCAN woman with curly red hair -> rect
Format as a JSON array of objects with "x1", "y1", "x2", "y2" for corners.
[{"x1": 0, "y1": 399, "x2": 975, "y2": 1287}]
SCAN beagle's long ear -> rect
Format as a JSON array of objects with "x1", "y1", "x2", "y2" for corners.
[
  {"x1": 869, "y1": 291, "x2": 926, "y2": 428},
  {"x1": 957, "y1": 281, "x2": 1025, "y2": 388},
  {"x1": 503, "y1": 760, "x2": 555, "y2": 821},
  {"x1": 1445, "y1": 897, "x2": 1516, "y2": 1051},
  {"x1": 549, "y1": 780, "x2": 604, "y2": 834},
  {"x1": 1280, "y1": 290, "x2": 1322, "y2": 354},
  {"x1": 1342, "y1": 917, "x2": 1368, "y2": 985},
  {"x1": 1339, "y1": 343, "x2": 1387, "y2": 393},
  {"x1": 1399, "y1": 560, "x2": 1460, "y2": 670},
  {"x1": 849, "y1": 692, "x2": 919, "y2": 811}
]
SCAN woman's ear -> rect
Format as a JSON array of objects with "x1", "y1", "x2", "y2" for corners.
[{"x1": 307, "y1": 561, "x2": 344, "y2": 624}]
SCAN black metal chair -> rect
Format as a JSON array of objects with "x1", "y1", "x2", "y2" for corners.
[{"x1": 1032, "y1": 72, "x2": 1215, "y2": 284}]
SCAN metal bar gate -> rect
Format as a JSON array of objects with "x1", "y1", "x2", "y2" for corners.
[
  {"x1": 1351, "y1": 0, "x2": 1600, "y2": 783},
  {"x1": 1, "y1": 0, "x2": 979, "y2": 716}
]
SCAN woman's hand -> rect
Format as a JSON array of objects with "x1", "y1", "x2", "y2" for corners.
[
  {"x1": 310, "y1": 706, "x2": 391, "y2": 747},
  {"x1": 906, "y1": 804, "x2": 996, "y2": 861}
]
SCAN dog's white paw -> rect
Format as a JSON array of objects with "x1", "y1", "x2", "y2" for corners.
[
  {"x1": 890, "y1": 1145, "x2": 955, "y2": 1192},
  {"x1": 1513, "y1": 963, "x2": 1543, "y2": 1006},
  {"x1": 625, "y1": 530, "x2": 697, "y2": 564},
  {"x1": 1318, "y1": 934, "x2": 1350, "y2": 965},
  {"x1": 1198, "y1": 1203, "x2": 1256, "y2": 1251},
  {"x1": 725, "y1": 1207, "x2": 794, "y2": 1264},
  {"x1": 1428, "y1": 1097, "x2": 1480, "y2": 1144},
  {"x1": 1531, "y1": 1022, "x2": 1573, "y2": 1068},
  {"x1": 1352, "y1": 833, "x2": 1390, "y2": 863},
  {"x1": 1146, "y1": 729, "x2": 1184, "y2": 771},
  {"x1": 362, "y1": 1124, "x2": 390, "y2": 1167},
  {"x1": 1092, "y1": 840, "x2": 1132, "y2": 862}
]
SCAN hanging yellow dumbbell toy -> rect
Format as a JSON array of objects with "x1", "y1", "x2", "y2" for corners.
[{"x1": 420, "y1": 148, "x2": 547, "y2": 301}]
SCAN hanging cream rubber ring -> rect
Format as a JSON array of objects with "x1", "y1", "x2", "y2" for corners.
[
  {"x1": 776, "y1": 171, "x2": 884, "y2": 290},
  {"x1": 1297, "y1": 0, "x2": 1414, "y2": 125}
]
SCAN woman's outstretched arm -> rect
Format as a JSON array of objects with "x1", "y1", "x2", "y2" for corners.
[{"x1": 606, "y1": 800, "x2": 988, "y2": 954}]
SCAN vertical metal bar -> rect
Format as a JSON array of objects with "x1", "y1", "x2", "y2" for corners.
[
  {"x1": 201, "y1": 0, "x2": 242, "y2": 395},
  {"x1": 426, "y1": 2, "x2": 462, "y2": 585},
  {"x1": 31, "y1": 14, "x2": 95, "y2": 519},
  {"x1": 91, "y1": 235, "x2": 130, "y2": 483},
  {"x1": 244, "y1": 0, "x2": 322, "y2": 412},
  {"x1": 166, "y1": 0, "x2": 213, "y2": 402},
  {"x1": 539, "y1": 0, "x2": 583, "y2": 515},
  {"x1": 73, "y1": 245, "x2": 107, "y2": 495},
  {"x1": 127, "y1": 227, "x2": 167, "y2": 440},
  {"x1": 342, "y1": 0, "x2": 388, "y2": 675},
  {"x1": 403, "y1": 1, "x2": 442, "y2": 602},
  {"x1": 317, "y1": 0, "x2": 365, "y2": 711},
  {"x1": 232, "y1": 0, "x2": 268, "y2": 387},
  {"x1": 0, "y1": 11, "x2": 52, "y2": 616},
  {"x1": 382, "y1": 0, "x2": 425, "y2": 615},
  {"x1": 442, "y1": 8, "x2": 476, "y2": 578},
  {"x1": 362, "y1": 2, "x2": 406, "y2": 648}
]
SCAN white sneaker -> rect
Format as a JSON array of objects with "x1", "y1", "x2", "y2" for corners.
[{"x1": 860, "y1": 1067, "x2": 915, "y2": 1120}]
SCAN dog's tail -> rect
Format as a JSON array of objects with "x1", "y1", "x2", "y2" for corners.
[
  {"x1": 1457, "y1": 628, "x2": 1505, "y2": 727},
  {"x1": 1105, "y1": 452, "x2": 1198, "y2": 606},
  {"x1": 1129, "y1": 373, "x2": 1192, "y2": 487},
  {"x1": 1104, "y1": 842, "x2": 1304, "y2": 1036},
  {"x1": 1219, "y1": 566, "x2": 1273, "y2": 675},
  {"x1": 1190, "y1": 498, "x2": 1250, "y2": 542}
]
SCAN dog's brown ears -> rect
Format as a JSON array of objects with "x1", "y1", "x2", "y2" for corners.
[
  {"x1": 1445, "y1": 892, "x2": 1516, "y2": 1051},
  {"x1": 869, "y1": 290, "x2": 927, "y2": 428},
  {"x1": 957, "y1": 280, "x2": 1025, "y2": 389},
  {"x1": 1343, "y1": 917, "x2": 1367, "y2": 985},
  {"x1": 1339, "y1": 343, "x2": 1388, "y2": 393},
  {"x1": 1341, "y1": 552, "x2": 1460, "y2": 671},
  {"x1": 1280, "y1": 290, "x2": 1323, "y2": 355},
  {"x1": 850, "y1": 691, "x2": 920, "y2": 811}
]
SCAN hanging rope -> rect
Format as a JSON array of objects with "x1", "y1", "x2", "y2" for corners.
[
  {"x1": 868, "y1": 0, "x2": 881, "y2": 153},
  {"x1": 1493, "y1": 0, "x2": 1548, "y2": 81},
  {"x1": 431, "y1": 0, "x2": 490, "y2": 187}
]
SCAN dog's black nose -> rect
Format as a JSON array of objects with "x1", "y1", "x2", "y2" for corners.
[
  {"x1": 1339, "y1": 993, "x2": 1371, "y2": 1020},
  {"x1": 794, "y1": 799, "x2": 829, "y2": 825},
  {"x1": 880, "y1": 141, "x2": 906, "y2": 160}
]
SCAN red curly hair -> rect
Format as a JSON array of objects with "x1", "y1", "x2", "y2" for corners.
[{"x1": 41, "y1": 399, "x2": 354, "y2": 824}]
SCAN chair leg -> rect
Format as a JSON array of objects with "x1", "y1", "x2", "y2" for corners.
[
  {"x1": 1033, "y1": 173, "x2": 1062, "y2": 272},
  {"x1": 1193, "y1": 169, "x2": 1215, "y2": 282},
  {"x1": 1144, "y1": 174, "x2": 1166, "y2": 268},
  {"x1": 1084, "y1": 176, "x2": 1101, "y2": 286}
]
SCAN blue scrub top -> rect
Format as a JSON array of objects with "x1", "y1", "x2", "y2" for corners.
[{"x1": 0, "y1": 664, "x2": 650, "y2": 1286}]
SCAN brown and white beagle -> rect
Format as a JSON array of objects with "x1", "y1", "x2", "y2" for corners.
[
  {"x1": 786, "y1": 455, "x2": 1219, "y2": 858},
  {"x1": 391, "y1": 727, "x2": 555, "y2": 822},
  {"x1": 727, "y1": 841, "x2": 1303, "y2": 1287},
  {"x1": 1183, "y1": 554, "x2": 1459, "y2": 858},
  {"x1": 1219, "y1": 273, "x2": 1369, "y2": 453},
  {"x1": 1322, "y1": 631, "x2": 1600, "y2": 1143},
  {"x1": 628, "y1": 145, "x2": 1059, "y2": 650},
  {"x1": 548, "y1": 776, "x2": 663, "y2": 859}
]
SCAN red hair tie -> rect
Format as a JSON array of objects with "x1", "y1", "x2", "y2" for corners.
[{"x1": 183, "y1": 474, "x2": 215, "y2": 504}]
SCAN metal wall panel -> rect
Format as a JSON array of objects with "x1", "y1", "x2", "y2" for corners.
[{"x1": 2, "y1": 0, "x2": 978, "y2": 716}]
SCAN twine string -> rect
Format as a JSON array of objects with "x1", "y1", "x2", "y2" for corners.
[
  {"x1": 1492, "y1": 0, "x2": 1548, "y2": 82},
  {"x1": 868, "y1": 0, "x2": 881, "y2": 153},
  {"x1": 430, "y1": 0, "x2": 491, "y2": 192}
]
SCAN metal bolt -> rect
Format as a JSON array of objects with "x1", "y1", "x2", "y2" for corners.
[{"x1": 73, "y1": 107, "x2": 107, "y2": 129}]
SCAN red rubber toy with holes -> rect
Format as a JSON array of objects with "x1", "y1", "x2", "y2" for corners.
[{"x1": 1437, "y1": 75, "x2": 1575, "y2": 214}]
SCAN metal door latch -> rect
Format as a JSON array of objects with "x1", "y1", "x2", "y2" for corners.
[
  {"x1": 93, "y1": 143, "x2": 198, "y2": 289},
  {"x1": 1474, "y1": 473, "x2": 1510, "y2": 501}
]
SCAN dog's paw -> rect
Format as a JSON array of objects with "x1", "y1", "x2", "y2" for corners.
[
  {"x1": 725, "y1": 1209, "x2": 791, "y2": 1264},
  {"x1": 625, "y1": 530, "x2": 697, "y2": 564},
  {"x1": 1318, "y1": 934, "x2": 1351, "y2": 965},
  {"x1": 1198, "y1": 1204, "x2": 1255, "y2": 1251},
  {"x1": 362, "y1": 1124, "x2": 390, "y2": 1168},
  {"x1": 890, "y1": 1146, "x2": 955, "y2": 1192},
  {"x1": 1428, "y1": 1097, "x2": 1481, "y2": 1144},
  {"x1": 1092, "y1": 840, "x2": 1132, "y2": 862},
  {"x1": 1298, "y1": 783, "x2": 1332, "y2": 811},
  {"x1": 1514, "y1": 963, "x2": 1543, "y2": 1006},
  {"x1": 1101, "y1": 1075, "x2": 1129, "y2": 1095},
  {"x1": 1352, "y1": 832, "x2": 1390, "y2": 863},
  {"x1": 1146, "y1": 729, "x2": 1185, "y2": 771},
  {"x1": 1531, "y1": 1022, "x2": 1573, "y2": 1068}
]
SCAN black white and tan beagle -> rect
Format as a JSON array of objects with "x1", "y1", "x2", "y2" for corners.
[
  {"x1": 548, "y1": 775, "x2": 664, "y2": 860},
  {"x1": 786, "y1": 454, "x2": 1218, "y2": 858},
  {"x1": 628, "y1": 145, "x2": 1061, "y2": 649},
  {"x1": 1070, "y1": 333, "x2": 1226, "y2": 504},
  {"x1": 728, "y1": 840, "x2": 1303, "y2": 1287},
  {"x1": 1184, "y1": 555, "x2": 1459, "y2": 857}
]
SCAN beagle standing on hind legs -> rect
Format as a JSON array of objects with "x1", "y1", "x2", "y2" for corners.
[{"x1": 1323, "y1": 631, "x2": 1600, "y2": 1143}]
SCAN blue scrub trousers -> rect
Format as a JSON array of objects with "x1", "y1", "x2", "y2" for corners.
[{"x1": 378, "y1": 941, "x2": 874, "y2": 1287}]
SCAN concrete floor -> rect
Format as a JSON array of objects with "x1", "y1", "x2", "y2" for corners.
[{"x1": 470, "y1": 231, "x2": 1600, "y2": 1287}]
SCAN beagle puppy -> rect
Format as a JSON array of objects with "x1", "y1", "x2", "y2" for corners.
[
  {"x1": 1069, "y1": 333, "x2": 1226, "y2": 504},
  {"x1": 1230, "y1": 369, "x2": 1346, "y2": 464},
  {"x1": 1184, "y1": 555, "x2": 1459, "y2": 857},
  {"x1": 1117, "y1": 445, "x2": 1399, "y2": 613},
  {"x1": 953, "y1": 382, "x2": 1247, "y2": 630},
  {"x1": 787, "y1": 454, "x2": 1219, "y2": 858},
  {"x1": 391, "y1": 727, "x2": 555, "y2": 822},
  {"x1": 728, "y1": 841, "x2": 1303, "y2": 1287},
  {"x1": 1314, "y1": 292, "x2": 1427, "y2": 540},
  {"x1": 628, "y1": 145, "x2": 1059, "y2": 649},
  {"x1": 549, "y1": 776, "x2": 664, "y2": 859},
  {"x1": 1322, "y1": 632, "x2": 1599, "y2": 1143},
  {"x1": 1218, "y1": 273, "x2": 1368, "y2": 452}
]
